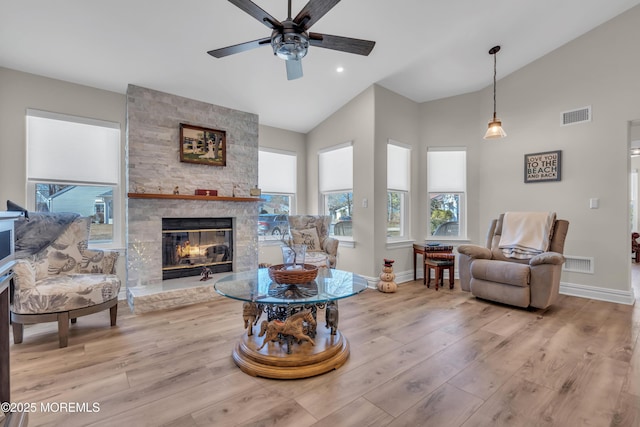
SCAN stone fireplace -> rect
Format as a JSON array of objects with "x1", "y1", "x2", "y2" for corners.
[{"x1": 126, "y1": 85, "x2": 259, "y2": 313}]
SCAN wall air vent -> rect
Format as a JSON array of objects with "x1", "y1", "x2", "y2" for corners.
[
  {"x1": 561, "y1": 106, "x2": 591, "y2": 126},
  {"x1": 563, "y1": 256, "x2": 594, "y2": 274}
]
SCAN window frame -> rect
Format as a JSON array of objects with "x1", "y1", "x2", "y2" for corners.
[
  {"x1": 427, "y1": 148, "x2": 467, "y2": 241},
  {"x1": 387, "y1": 141, "x2": 411, "y2": 241},
  {"x1": 25, "y1": 110, "x2": 122, "y2": 248},
  {"x1": 318, "y1": 143, "x2": 354, "y2": 240},
  {"x1": 257, "y1": 192, "x2": 296, "y2": 242},
  {"x1": 258, "y1": 148, "x2": 297, "y2": 243}
]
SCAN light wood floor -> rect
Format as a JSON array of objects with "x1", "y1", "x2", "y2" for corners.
[{"x1": 3, "y1": 272, "x2": 640, "y2": 427}]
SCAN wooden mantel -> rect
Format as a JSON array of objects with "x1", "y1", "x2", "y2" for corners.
[{"x1": 127, "y1": 193, "x2": 264, "y2": 202}]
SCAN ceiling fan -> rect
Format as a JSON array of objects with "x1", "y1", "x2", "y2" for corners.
[{"x1": 207, "y1": 0, "x2": 376, "y2": 80}]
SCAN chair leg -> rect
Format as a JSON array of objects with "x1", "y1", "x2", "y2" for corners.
[
  {"x1": 57, "y1": 312, "x2": 69, "y2": 348},
  {"x1": 11, "y1": 322, "x2": 23, "y2": 344},
  {"x1": 110, "y1": 303, "x2": 118, "y2": 326}
]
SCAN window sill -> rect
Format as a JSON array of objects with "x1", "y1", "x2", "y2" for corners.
[
  {"x1": 424, "y1": 237, "x2": 470, "y2": 245},
  {"x1": 336, "y1": 238, "x2": 355, "y2": 248},
  {"x1": 258, "y1": 239, "x2": 285, "y2": 247},
  {"x1": 385, "y1": 239, "x2": 414, "y2": 250}
]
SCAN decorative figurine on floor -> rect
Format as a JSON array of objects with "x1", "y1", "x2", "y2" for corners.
[
  {"x1": 173, "y1": 186, "x2": 179, "y2": 195},
  {"x1": 200, "y1": 266, "x2": 212, "y2": 281},
  {"x1": 377, "y1": 259, "x2": 398, "y2": 293}
]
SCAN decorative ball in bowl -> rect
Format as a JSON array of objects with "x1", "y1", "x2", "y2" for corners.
[{"x1": 268, "y1": 264, "x2": 318, "y2": 284}]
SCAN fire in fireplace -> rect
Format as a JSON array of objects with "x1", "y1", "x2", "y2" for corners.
[{"x1": 162, "y1": 217, "x2": 233, "y2": 280}]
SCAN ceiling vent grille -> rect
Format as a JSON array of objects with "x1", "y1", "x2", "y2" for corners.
[
  {"x1": 563, "y1": 255, "x2": 594, "y2": 274},
  {"x1": 561, "y1": 106, "x2": 591, "y2": 126}
]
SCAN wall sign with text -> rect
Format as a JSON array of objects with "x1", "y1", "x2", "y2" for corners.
[{"x1": 524, "y1": 150, "x2": 562, "y2": 183}]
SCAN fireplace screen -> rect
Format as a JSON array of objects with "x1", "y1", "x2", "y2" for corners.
[{"x1": 162, "y1": 217, "x2": 233, "y2": 280}]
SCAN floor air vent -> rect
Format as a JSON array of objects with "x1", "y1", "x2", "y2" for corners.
[
  {"x1": 561, "y1": 106, "x2": 591, "y2": 126},
  {"x1": 563, "y1": 256, "x2": 594, "y2": 274}
]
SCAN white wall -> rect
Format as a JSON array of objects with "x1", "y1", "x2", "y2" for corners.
[
  {"x1": 305, "y1": 86, "x2": 375, "y2": 276},
  {"x1": 418, "y1": 5, "x2": 640, "y2": 301},
  {"x1": 372, "y1": 85, "x2": 420, "y2": 278}
]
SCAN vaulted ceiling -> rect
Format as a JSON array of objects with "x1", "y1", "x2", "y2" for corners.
[{"x1": 1, "y1": 0, "x2": 639, "y2": 133}]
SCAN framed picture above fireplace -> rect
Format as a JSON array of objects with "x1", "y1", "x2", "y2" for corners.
[{"x1": 179, "y1": 123, "x2": 226, "y2": 166}]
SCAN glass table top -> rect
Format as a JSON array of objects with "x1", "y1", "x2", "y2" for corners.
[{"x1": 214, "y1": 268, "x2": 368, "y2": 305}]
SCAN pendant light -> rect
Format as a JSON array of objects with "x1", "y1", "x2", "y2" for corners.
[{"x1": 484, "y1": 45, "x2": 507, "y2": 139}]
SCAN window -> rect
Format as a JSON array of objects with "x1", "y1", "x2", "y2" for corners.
[
  {"x1": 258, "y1": 149, "x2": 296, "y2": 240},
  {"x1": 427, "y1": 148, "x2": 466, "y2": 239},
  {"x1": 319, "y1": 143, "x2": 353, "y2": 237},
  {"x1": 387, "y1": 141, "x2": 410, "y2": 239},
  {"x1": 26, "y1": 109, "x2": 121, "y2": 245}
]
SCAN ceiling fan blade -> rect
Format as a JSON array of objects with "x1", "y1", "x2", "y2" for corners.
[
  {"x1": 285, "y1": 59, "x2": 303, "y2": 80},
  {"x1": 228, "y1": 0, "x2": 282, "y2": 29},
  {"x1": 309, "y1": 33, "x2": 375, "y2": 56},
  {"x1": 294, "y1": 0, "x2": 341, "y2": 30},
  {"x1": 207, "y1": 37, "x2": 272, "y2": 58}
]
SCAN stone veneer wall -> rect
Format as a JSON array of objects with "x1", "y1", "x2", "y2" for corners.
[{"x1": 126, "y1": 85, "x2": 259, "y2": 308}]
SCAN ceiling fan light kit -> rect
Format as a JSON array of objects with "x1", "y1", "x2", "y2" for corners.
[
  {"x1": 484, "y1": 45, "x2": 507, "y2": 140},
  {"x1": 208, "y1": 0, "x2": 375, "y2": 81},
  {"x1": 272, "y1": 32, "x2": 309, "y2": 61}
]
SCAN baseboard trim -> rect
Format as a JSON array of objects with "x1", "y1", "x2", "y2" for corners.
[{"x1": 560, "y1": 281, "x2": 636, "y2": 305}]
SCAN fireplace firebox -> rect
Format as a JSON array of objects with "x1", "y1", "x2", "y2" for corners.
[{"x1": 162, "y1": 217, "x2": 233, "y2": 280}]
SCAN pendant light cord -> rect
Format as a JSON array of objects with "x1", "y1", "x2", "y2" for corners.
[{"x1": 492, "y1": 52, "x2": 497, "y2": 119}]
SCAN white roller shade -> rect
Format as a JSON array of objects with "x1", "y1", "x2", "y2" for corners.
[
  {"x1": 259, "y1": 149, "x2": 297, "y2": 193},
  {"x1": 387, "y1": 142, "x2": 410, "y2": 191},
  {"x1": 27, "y1": 110, "x2": 120, "y2": 185},
  {"x1": 427, "y1": 149, "x2": 466, "y2": 192},
  {"x1": 319, "y1": 144, "x2": 352, "y2": 192}
]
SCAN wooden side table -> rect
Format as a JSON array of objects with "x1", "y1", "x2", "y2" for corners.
[{"x1": 413, "y1": 243, "x2": 454, "y2": 281}]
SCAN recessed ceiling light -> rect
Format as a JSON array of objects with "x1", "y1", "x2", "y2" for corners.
[{"x1": 336, "y1": 66, "x2": 344, "y2": 73}]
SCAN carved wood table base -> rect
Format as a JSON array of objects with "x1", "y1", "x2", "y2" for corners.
[{"x1": 232, "y1": 328, "x2": 349, "y2": 379}]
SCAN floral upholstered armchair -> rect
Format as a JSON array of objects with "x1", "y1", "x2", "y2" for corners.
[
  {"x1": 287, "y1": 215, "x2": 339, "y2": 268},
  {"x1": 11, "y1": 213, "x2": 121, "y2": 347}
]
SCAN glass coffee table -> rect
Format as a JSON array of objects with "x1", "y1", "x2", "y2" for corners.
[{"x1": 214, "y1": 267, "x2": 368, "y2": 379}]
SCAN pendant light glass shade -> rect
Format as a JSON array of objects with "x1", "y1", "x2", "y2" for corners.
[
  {"x1": 484, "y1": 45, "x2": 506, "y2": 140},
  {"x1": 484, "y1": 114, "x2": 507, "y2": 139}
]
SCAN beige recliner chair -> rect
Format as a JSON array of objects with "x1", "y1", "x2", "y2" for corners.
[{"x1": 457, "y1": 213, "x2": 569, "y2": 309}]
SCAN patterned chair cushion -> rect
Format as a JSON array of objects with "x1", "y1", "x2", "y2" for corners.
[
  {"x1": 12, "y1": 273, "x2": 121, "y2": 315},
  {"x1": 291, "y1": 227, "x2": 322, "y2": 252},
  {"x1": 28, "y1": 217, "x2": 118, "y2": 280}
]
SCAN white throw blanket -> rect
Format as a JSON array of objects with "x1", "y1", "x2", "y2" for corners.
[{"x1": 498, "y1": 211, "x2": 556, "y2": 259}]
